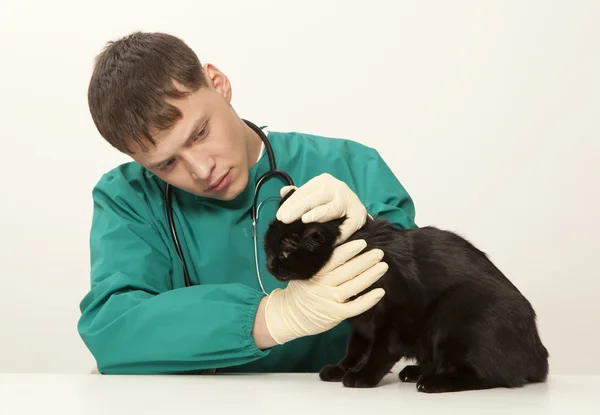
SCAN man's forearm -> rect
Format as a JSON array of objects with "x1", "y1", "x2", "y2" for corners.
[{"x1": 252, "y1": 296, "x2": 278, "y2": 350}]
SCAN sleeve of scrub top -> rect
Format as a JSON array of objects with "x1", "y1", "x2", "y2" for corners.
[
  {"x1": 77, "y1": 175, "x2": 269, "y2": 374},
  {"x1": 348, "y1": 143, "x2": 418, "y2": 230}
]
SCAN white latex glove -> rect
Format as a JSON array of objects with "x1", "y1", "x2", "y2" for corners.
[
  {"x1": 276, "y1": 173, "x2": 369, "y2": 245},
  {"x1": 264, "y1": 239, "x2": 387, "y2": 345}
]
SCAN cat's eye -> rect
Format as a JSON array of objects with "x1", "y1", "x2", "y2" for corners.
[{"x1": 280, "y1": 251, "x2": 289, "y2": 259}]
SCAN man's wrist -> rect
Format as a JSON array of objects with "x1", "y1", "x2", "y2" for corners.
[{"x1": 252, "y1": 296, "x2": 278, "y2": 350}]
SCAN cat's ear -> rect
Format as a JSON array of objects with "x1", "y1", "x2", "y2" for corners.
[
  {"x1": 301, "y1": 226, "x2": 326, "y2": 252},
  {"x1": 332, "y1": 217, "x2": 346, "y2": 228},
  {"x1": 278, "y1": 187, "x2": 297, "y2": 208}
]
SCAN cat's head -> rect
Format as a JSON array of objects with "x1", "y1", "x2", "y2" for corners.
[{"x1": 264, "y1": 188, "x2": 346, "y2": 281}]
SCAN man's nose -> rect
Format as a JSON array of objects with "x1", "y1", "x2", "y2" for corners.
[{"x1": 185, "y1": 154, "x2": 214, "y2": 180}]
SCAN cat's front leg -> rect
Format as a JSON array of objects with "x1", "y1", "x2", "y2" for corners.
[
  {"x1": 399, "y1": 365, "x2": 422, "y2": 383},
  {"x1": 342, "y1": 325, "x2": 397, "y2": 388},
  {"x1": 319, "y1": 329, "x2": 373, "y2": 382}
]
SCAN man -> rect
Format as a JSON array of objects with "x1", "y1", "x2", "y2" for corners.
[{"x1": 78, "y1": 31, "x2": 417, "y2": 375}]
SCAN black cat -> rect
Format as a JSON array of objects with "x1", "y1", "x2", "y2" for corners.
[{"x1": 263, "y1": 189, "x2": 549, "y2": 393}]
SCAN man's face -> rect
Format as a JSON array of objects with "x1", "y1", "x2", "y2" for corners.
[{"x1": 129, "y1": 64, "x2": 260, "y2": 201}]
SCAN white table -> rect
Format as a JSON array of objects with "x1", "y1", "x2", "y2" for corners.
[{"x1": 0, "y1": 373, "x2": 598, "y2": 414}]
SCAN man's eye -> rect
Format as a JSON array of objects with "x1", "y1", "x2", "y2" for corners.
[
  {"x1": 196, "y1": 128, "x2": 206, "y2": 140},
  {"x1": 160, "y1": 159, "x2": 175, "y2": 171}
]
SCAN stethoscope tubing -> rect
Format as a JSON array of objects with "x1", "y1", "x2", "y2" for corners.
[{"x1": 165, "y1": 119, "x2": 294, "y2": 289}]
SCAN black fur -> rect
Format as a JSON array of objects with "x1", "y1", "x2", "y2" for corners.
[{"x1": 263, "y1": 189, "x2": 549, "y2": 393}]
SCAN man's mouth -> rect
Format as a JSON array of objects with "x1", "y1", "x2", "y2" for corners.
[{"x1": 207, "y1": 170, "x2": 231, "y2": 192}]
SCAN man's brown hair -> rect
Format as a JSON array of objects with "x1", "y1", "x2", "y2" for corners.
[{"x1": 88, "y1": 31, "x2": 208, "y2": 154}]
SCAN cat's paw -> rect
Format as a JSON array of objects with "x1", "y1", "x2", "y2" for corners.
[
  {"x1": 319, "y1": 365, "x2": 346, "y2": 382},
  {"x1": 416, "y1": 374, "x2": 452, "y2": 393},
  {"x1": 342, "y1": 371, "x2": 381, "y2": 388},
  {"x1": 399, "y1": 365, "x2": 421, "y2": 383}
]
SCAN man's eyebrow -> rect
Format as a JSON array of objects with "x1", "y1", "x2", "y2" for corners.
[{"x1": 146, "y1": 115, "x2": 208, "y2": 169}]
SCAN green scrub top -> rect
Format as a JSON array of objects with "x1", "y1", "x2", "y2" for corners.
[{"x1": 77, "y1": 129, "x2": 418, "y2": 374}]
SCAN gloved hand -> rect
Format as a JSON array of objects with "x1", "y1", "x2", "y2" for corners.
[
  {"x1": 264, "y1": 239, "x2": 387, "y2": 345},
  {"x1": 276, "y1": 173, "x2": 369, "y2": 245}
]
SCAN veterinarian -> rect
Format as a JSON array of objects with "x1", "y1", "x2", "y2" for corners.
[{"x1": 78, "y1": 31, "x2": 418, "y2": 374}]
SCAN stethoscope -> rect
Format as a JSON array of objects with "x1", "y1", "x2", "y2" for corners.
[{"x1": 165, "y1": 119, "x2": 294, "y2": 292}]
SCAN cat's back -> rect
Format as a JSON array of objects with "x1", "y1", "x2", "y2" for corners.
[
  {"x1": 354, "y1": 219, "x2": 483, "y2": 262},
  {"x1": 411, "y1": 225, "x2": 487, "y2": 260},
  {"x1": 411, "y1": 225, "x2": 527, "y2": 298},
  {"x1": 356, "y1": 220, "x2": 518, "y2": 292}
]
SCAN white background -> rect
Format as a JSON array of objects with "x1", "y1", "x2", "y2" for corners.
[{"x1": 0, "y1": 0, "x2": 598, "y2": 375}]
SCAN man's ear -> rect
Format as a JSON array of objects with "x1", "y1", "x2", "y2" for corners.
[
  {"x1": 301, "y1": 226, "x2": 326, "y2": 252},
  {"x1": 203, "y1": 63, "x2": 232, "y2": 103}
]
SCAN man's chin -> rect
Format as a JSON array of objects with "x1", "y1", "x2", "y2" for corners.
[{"x1": 212, "y1": 190, "x2": 240, "y2": 201}]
